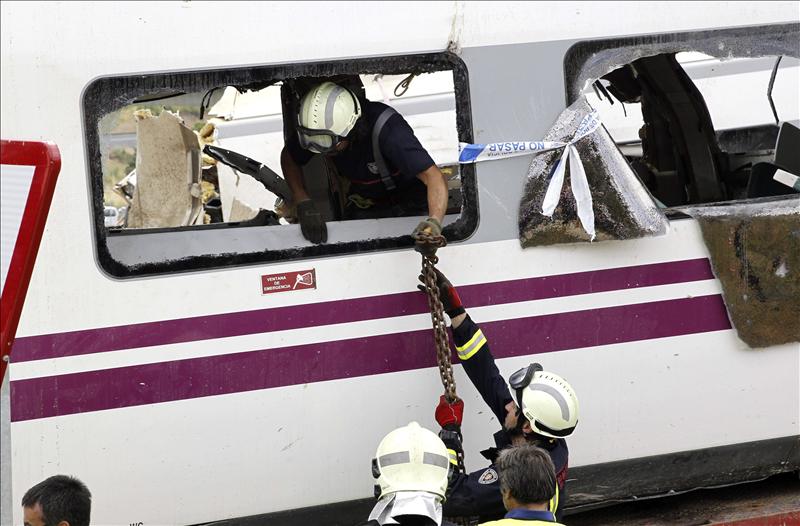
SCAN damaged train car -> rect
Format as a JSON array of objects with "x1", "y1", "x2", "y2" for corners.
[{"x1": 1, "y1": 2, "x2": 798, "y2": 525}]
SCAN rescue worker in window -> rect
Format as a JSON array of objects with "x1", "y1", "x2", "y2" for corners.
[
  {"x1": 281, "y1": 81, "x2": 448, "y2": 248},
  {"x1": 480, "y1": 445, "x2": 566, "y2": 526},
  {"x1": 357, "y1": 422, "x2": 452, "y2": 526},
  {"x1": 420, "y1": 270, "x2": 579, "y2": 523}
]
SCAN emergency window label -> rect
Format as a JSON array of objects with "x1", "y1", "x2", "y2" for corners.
[{"x1": 261, "y1": 269, "x2": 316, "y2": 294}]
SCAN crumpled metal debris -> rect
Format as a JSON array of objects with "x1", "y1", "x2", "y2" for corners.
[
  {"x1": 680, "y1": 199, "x2": 800, "y2": 348},
  {"x1": 519, "y1": 99, "x2": 669, "y2": 246},
  {"x1": 127, "y1": 110, "x2": 203, "y2": 228}
]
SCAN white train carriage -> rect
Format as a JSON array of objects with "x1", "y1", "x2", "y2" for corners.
[{"x1": 1, "y1": 2, "x2": 798, "y2": 525}]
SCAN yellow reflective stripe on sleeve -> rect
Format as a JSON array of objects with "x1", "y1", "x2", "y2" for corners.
[
  {"x1": 447, "y1": 448, "x2": 459, "y2": 466},
  {"x1": 549, "y1": 483, "x2": 560, "y2": 514},
  {"x1": 456, "y1": 329, "x2": 487, "y2": 360}
]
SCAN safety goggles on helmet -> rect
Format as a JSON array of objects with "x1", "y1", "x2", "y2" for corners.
[
  {"x1": 512, "y1": 364, "x2": 579, "y2": 438},
  {"x1": 296, "y1": 126, "x2": 347, "y2": 154},
  {"x1": 509, "y1": 363, "x2": 577, "y2": 438},
  {"x1": 296, "y1": 87, "x2": 361, "y2": 154},
  {"x1": 509, "y1": 362, "x2": 543, "y2": 415}
]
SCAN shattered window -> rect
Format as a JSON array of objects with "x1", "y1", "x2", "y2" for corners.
[
  {"x1": 86, "y1": 54, "x2": 475, "y2": 276},
  {"x1": 556, "y1": 27, "x2": 800, "y2": 348},
  {"x1": 100, "y1": 93, "x2": 209, "y2": 228},
  {"x1": 99, "y1": 84, "x2": 290, "y2": 230},
  {"x1": 584, "y1": 52, "x2": 799, "y2": 207},
  {"x1": 99, "y1": 72, "x2": 462, "y2": 230}
]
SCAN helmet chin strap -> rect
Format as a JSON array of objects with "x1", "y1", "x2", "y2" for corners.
[{"x1": 513, "y1": 389, "x2": 527, "y2": 435}]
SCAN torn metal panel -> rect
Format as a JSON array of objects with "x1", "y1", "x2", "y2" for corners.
[
  {"x1": 565, "y1": 23, "x2": 799, "y2": 103},
  {"x1": 127, "y1": 110, "x2": 202, "y2": 228},
  {"x1": 519, "y1": 99, "x2": 668, "y2": 247},
  {"x1": 680, "y1": 199, "x2": 800, "y2": 348}
]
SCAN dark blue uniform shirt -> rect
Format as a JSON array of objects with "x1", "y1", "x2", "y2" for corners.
[{"x1": 287, "y1": 100, "x2": 435, "y2": 202}]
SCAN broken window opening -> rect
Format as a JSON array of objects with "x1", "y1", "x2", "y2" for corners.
[
  {"x1": 86, "y1": 53, "x2": 476, "y2": 277},
  {"x1": 561, "y1": 25, "x2": 799, "y2": 349},
  {"x1": 565, "y1": 23, "x2": 800, "y2": 210},
  {"x1": 100, "y1": 72, "x2": 463, "y2": 230},
  {"x1": 585, "y1": 52, "x2": 799, "y2": 207}
]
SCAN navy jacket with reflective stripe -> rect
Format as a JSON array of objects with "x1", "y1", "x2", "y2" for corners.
[{"x1": 443, "y1": 315, "x2": 569, "y2": 523}]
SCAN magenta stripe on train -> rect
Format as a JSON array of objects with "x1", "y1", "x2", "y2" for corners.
[
  {"x1": 10, "y1": 294, "x2": 731, "y2": 422},
  {"x1": 10, "y1": 258, "x2": 714, "y2": 363}
]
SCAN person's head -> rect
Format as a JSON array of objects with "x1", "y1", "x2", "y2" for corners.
[
  {"x1": 496, "y1": 444, "x2": 557, "y2": 511},
  {"x1": 371, "y1": 421, "x2": 451, "y2": 501},
  {"x1": 507, "y1": 364, "x2": 579, "y2": 440},
  {"x1": 297, "y1": 81, "x2": 361, "y2": 154},
  {"x1": 22, "y1": 475, "x2": 91, "y2": 526}
]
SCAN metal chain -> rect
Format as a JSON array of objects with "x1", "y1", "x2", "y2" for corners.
[
  {"x1": 416, "y1": 235, "x2": 477, "y2": 526},
  {"x1": 418, "y1": 242, "x2": 457, "y2": 403}
]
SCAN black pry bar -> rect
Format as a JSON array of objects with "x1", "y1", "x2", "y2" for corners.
[{"x1": 203, "y1": 144, "x2": 292, "y2": 203}]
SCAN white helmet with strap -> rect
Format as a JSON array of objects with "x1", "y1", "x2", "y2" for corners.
[
  {"x1": 371, "y1": 422, "x2": 451, "y2": 500},
  {"x1": 510, "y1": 364, "x2": 579, "y2": 438},
  {"x1": 297, "y1": 81, "x2": 361, "y2": 153}
]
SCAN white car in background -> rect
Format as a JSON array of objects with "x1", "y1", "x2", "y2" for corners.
[{"x1": 103, "y1": 206, "x2": 124, "y2": 227}]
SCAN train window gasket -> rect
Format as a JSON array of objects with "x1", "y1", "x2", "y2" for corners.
[{"x1": 83, "y1": 52, "x2": 476, "y2": 278}]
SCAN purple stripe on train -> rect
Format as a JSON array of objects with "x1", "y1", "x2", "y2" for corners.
[
  {"x1": 11, "y1": 258, "x2": 714, "y2": 362},
  {"x1": 10, "y1": 295, "x2": 731, "y2": 422}
]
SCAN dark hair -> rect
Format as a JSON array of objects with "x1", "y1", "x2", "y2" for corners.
[
  {"x1": 495, "y1": 444, "x2": 557, "y2": 505},
  {"x1": 21, "y1": 475, "x2": 91, "y2": 526}
]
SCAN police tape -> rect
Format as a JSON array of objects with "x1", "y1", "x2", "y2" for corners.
[
  {"x1": 457, "y1": 110, "x2": 602, "y2": 240},
  {"x1": 457, "y1": 111, "x2": 601, "y2": 164}
]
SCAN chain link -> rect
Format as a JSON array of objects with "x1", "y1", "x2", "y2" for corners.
[
  {"x1": 416, "y1": 232, "x2": 458, "y2": 403},
  {"x1": 421, "y1": 254, "x2": 458, "y2": 403}
]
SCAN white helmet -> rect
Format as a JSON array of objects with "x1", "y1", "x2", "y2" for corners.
[
  {"x1": 510, "y1": 364, "x2": 579, "y2": 439},
  {"x1": 372, "y1": 422, "x2": 451, "y2": 500},
  {"x1": 297, "y1": 81, "x2": 361, "y2": 153}
]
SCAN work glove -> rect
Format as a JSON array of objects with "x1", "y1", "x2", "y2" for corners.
[
  {"x1": 412, "y1": 217, "x2": 443, "y2": 256},
  {"x1": 296, "y1": 199, "x2": 327, "y2": 244},
  {"x1": 435, "y1": 394, "x2": 464, "y2": 428},
  {"x1": 417, "y1": 268, "x2": 465, "y2": 318},
  {"x1": 438, "y1": 424, "x2": 463, "y2": 482}
]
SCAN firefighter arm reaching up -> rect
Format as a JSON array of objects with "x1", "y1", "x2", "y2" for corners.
[
  {"x1": 420, "y1": 269, "x2": 579, "y2": 521},
  {"x1": 421, "y1": 269, "x2": 515, "y2": 519},
  {"x1": 420, "y1": 269, "x2": 515, "y2": 422}
]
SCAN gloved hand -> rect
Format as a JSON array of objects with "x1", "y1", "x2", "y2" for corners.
[
  {"x1": 435, "y1": 394, "x2": 464, "y2": 428},
  {"x1": 296, "y1": 199, "x2": 327, "y2": 244},
  {"x1": 412, "y1": 217, "x2": 443, "y2": 256},
  {"x1": 418, "y1": 268, "x2": 465, "y2": 318},
  {"x1": 438, "y1": 425, "x2": 463, "y2": 481}
]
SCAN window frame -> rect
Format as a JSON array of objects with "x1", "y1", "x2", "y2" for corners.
[
  {"x1": 83, "y1": 52, "x2": 476, "y2": 278},
  {"x1": 561, "y1": 22, "x2": 800, "y2": 219}
]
